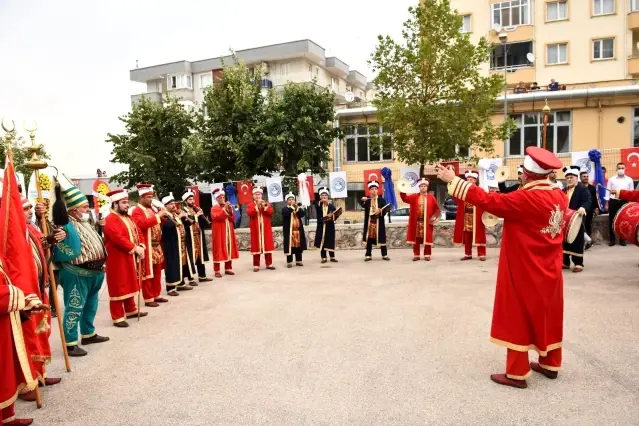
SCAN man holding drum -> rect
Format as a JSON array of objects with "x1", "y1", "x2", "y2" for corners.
[
  {"x1": 436, "y1": 146, "x2": 567, "y2": 389},
  {"x1": 562, "y1": 166, "x2": 591, "y2": 273}
]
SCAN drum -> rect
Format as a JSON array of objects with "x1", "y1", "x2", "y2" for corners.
[
  {"x1": 613, "y1": 202, "x2": 639, "y2": 247},
  {"x1": 563, "y1": 209, "x2": 583, "y2": 244}
]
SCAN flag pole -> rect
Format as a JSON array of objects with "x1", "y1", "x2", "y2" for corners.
[{"x1": 24, "y1": 123, "x2": 72, "y2": 373}]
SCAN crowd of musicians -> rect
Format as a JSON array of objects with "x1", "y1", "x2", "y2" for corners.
[{"x1": 5, "y1": 149, "x2": 639, "y2": 423}]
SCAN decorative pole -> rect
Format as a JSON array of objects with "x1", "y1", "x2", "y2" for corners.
[
  {"x1": 24, "y1": 121, "x2": 72, "y2": 373},
  {"x1": 542, "y1": 101, "x2": 551, "y2": 151}
]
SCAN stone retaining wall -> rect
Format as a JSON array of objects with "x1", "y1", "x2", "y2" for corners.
[{"x1": 205, "y1": 215, "x2": 609, "y2": 250}]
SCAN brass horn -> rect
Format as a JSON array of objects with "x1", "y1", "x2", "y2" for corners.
[{"x1": 495, "y1": 166, "x2": 510, "y2": 183}]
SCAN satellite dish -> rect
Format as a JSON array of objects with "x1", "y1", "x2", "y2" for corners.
[
  {"x1": 345, "y1": 91, "x2": 355, "y2": 102},
  {"x1": 526, "y1": 53, "x2": 535, "y2": 63},
  {"x1": 492, "y1": 24, "x2": 502, "y2": 34}
]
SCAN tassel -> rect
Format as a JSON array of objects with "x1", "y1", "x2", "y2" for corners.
[
  {"x1": 35, "y1": 313, "x2": 50, "y2": 334},
  {"x1": 52, "y1": 181, "x2": 69, "y2": 226}
]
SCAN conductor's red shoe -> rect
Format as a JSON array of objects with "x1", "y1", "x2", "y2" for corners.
[
  {"x1": 43, "y1": 377, "x2": 61, "y2": 386},
  {"x1": 490, "y1": 374, "x2": 527, "y2": 389},
  {"x1": 530, "y1": 362, "x2": 558, "y2": 379},
  {"x1": 412, "y1": 257, "x2": 420, "y2": 261},
  {"x1": 5, "y1": 419, "x2": 34, "y2": 425},
  {"x1": 215, "y1": 272, "x2": 222, "y2": 278},
  {"x1": 18, "y1": 391, "x2": 37, "y2": 402}
]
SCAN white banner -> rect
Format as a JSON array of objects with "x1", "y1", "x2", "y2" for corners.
[
  {"x1": 329, "y1": 171, "x2": 348, "y2": 199},
  {"x1": 571, "y1": 151, "x2": 593, "y2": 176},
  {"x1": 477, "y1": 158, "x2": 503, "y2": 190},
  {"x1": 399, "y1": 166, "x2": 420, "y2": 194},
  {"x1": 265, "y1": 176, "x2": 283, "y2": 203}
]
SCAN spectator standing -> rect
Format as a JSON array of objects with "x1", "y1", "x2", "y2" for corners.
[
  {"x1": 605, "y1": 162, "x2": 634, "y2": 246},
  {"x1": 548, "y1": 79, "x2": 560, "y2": 91}
]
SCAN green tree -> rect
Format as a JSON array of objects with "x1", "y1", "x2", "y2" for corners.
[
  {"x1": 369, "y1": 1, "x2": 513, "y2": 174},
  {"x1": 106, "y1": 95, "x2": 198, "y2": 196},
  {"x1": 197, "y1": 58, "x2": 278, "y2": 183},
  {"x1": 0, "y1": 135, "x2": 50, "y2": 188},
  {"x1": 265, "y1": 81, "x2": 338, "y2": 176}
]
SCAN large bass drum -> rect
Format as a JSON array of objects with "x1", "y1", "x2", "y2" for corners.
[
  {"x1": 563, "y1": 209, "x2": 583, "y2": 244},
  {"x1": 613, "y1": 202, "x2": 639, "y2": 247}
]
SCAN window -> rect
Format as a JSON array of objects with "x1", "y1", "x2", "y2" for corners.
[
  {"x1": 547, "y1": 43, "x2": 568, "y2": 65},
  {"x1": 593, "y1": 38, "x2": 614, "y2": 60},
  {"x1": 546, "y1": 1, "x2": 567, "y2": 21},
  {"x1": 279, "y1": 63, "x2": 290, "y2": 76},
  {"x1": 633, "y1": 108, "x2": 639, "y2": 147},
  {"x1": 461, "y1": 15, "x2": 471, "y2": 33},
  {"x1": 343, "y1": 125, "x2": 393, "y2": 163},
  {"x1": 200, "y1": 73, "x2": 212, "y2": 88},
  {"x1": 346, "y1": 190, "x2": 366, "y2": 211},
  {"x1": 492, "y1": 0, "x2": 530, "y2": 28},
  {"x1": 507, "y1": 111, "x2": 571, "y2": 155},
  {"x1": 331, "y1": 77, "x2": 338, "y2": 91},
  {"x1": 167, "y1": 74, "x2": 193, "y2": 90},
  {"x1": 490, "y1": 41, "x2": 533, "y2": 70},
  {"x1": 633, "y1": 0, "x2": 639, "y2": 12},
  {"x1": 593, "y1": 0, "x2": 614, "y2": 15}
]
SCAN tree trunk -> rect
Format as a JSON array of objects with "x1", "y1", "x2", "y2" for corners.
[{"x1": 419, "y1": 164, "x2": 425, "y2": 178}]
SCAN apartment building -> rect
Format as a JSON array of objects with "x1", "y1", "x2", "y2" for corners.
[
  {"x1": 129, "y1": 39, "x2": 374, "y2": 109},
  {"x1": 330, "y1": 0, "x2": 639, "y2": 217}
]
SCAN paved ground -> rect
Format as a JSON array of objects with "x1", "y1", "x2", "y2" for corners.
[{"x1": 18, "y1": 246, "x2": 639, "y2": 426}]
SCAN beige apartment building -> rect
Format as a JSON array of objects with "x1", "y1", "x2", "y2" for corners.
[{"x1": 330, "y1": 0, "x2": 639, "y2": 218}]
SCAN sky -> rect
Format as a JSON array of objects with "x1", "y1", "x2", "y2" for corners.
[{"x1": 0, "y1": 0, "x2": 416, "y2": 178}]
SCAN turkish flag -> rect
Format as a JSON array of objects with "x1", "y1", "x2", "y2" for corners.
[
  {"x1": 621, "y1": 148, "x2": 639, "y2": 179},
  {"x1": 237, "y1": 181, "x2": 253, "y2": 204},
  {"x1": 440, "y1": 161, "x2": 461, "y2": 176},
  {"x1": 306, "y1": 176, "x2": 315, "y2": 201},
  {"x1": 363, "y1": 169, "x2": 384, "y2": 196},
  {"x1": 187, "y1": 185, "x2": 200, "y2": 207}
]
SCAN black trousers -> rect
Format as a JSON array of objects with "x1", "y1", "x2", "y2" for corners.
[
  {"x1": 286, "y1": 247, "x2": 303, "y2": 263},
  {"x1": 608, "y1": 199, "x2": 627, "y2": 243},
  {"x1": 365, "y1": 238, "x2": 388, "y2": 257},
  {"x1": 196, "y1": 262, "x2": 206, "y2": 278},
  {"x1": 585, "y1": 212, "x2": 594, "y2": 237},
  {"x1": 563, "y1": 253, "x2": 583, "y2": 267},
  {"x1": 182, "y1": 264, "x2": 194, "y2": 281},
  {"x1": 320, "y1": 249, "x2": 335, "y2": 259}
]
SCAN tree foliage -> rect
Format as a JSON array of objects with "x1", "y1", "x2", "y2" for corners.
[
  {"x1": 265, "y1": 82, "x2": 338, "y2": 176},
  {"x1": 106, "y1": 95, "x2": 197, "y2": 196},
  {"x1": 369, "y1": 1, "x2": 513, "y2": 170}
]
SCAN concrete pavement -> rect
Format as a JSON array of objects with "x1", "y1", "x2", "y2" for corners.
[{"x1": 18, "y1": 246, "x2": 639, "y2": 425}]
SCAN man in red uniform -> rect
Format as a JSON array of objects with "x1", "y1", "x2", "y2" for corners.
[
  {"x1": 400, "y1": 178, "x2": 441, "y2": 261},
  {"x1": 130, "y1": 184, "x2": 169, "y2": 307},
  {"x1": 210, "y1": 188, "x2": 239, "y2": 278},
  {"x1": 0, "y1": 258, "x2": 41, "y2": 426},
  {"x1": 103, "y1": 189, "x2": 147, "y2": 327},
  {"x1": 247, "y1": 186, "x2": 275, "y2": 272},
  {"x1": 453, "y1": 170, "x2": 487, "y2": 261},
  {"x1": 436, "y1": 146, "x2": 567, "y2": 389}
]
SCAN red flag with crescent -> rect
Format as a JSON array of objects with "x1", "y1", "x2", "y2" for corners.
[
  {"x1": 621, "y1": 148, "x2": 639, "y2": 179},
  {"x1": 187, "y1": 185, "x2": 200, "y2": 207},
  {"x1": 363, "y1": 169, "x2": 383, "y2": 196},
  {"x1": 237, "y1": 181, "x2": 253, "y2": 204},
  {"x1": 306, "y1": 176, "x2": 315, "y2": 201}
]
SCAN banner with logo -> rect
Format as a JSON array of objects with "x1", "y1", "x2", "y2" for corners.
[
  {"x1": 265, "y1": 176, "x2": 283, "y2": 203},
  {"x1": 477, "y1": 158, "x2": 503, "y2": 191},
  {"x1": 363, "y1": 168, "x2": 383, "y2": 196},
  {"x1": 571, "y1": 151, "x2": 594, "y2": 176},
  {"x1": 621, "y1": 148, "x2": 639, "y2": 179},
  {"x1": 399, "y1": 166, "x2": 420, "y2": 194},
  {"x1": 329, "y1": 171, "x2": 348, "y2": 199}
]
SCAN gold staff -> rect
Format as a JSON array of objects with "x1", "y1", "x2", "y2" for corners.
[{"x1": 23, "y1": 121, "x2": 72, "y2": 373}]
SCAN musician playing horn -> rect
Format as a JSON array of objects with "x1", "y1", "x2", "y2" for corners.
[
  {"x1": 562, "y1": 166, "x2": 591, "y2": 273},
  {"x1": 247, "y1": 186, "x2": 276, "y2": 272},
  {"x1": 360, "y1": 181, "x2": 390, "y2": 262},
  {"x1": 282, "y1": 193, "x2": 306, "y2": 268},
  {"x1": 159, "y1": 193, "x2": 194, "y2": 296},
  {"x1": 181, "y1": 189, "x2": 212, "y2": 284},
  {"x1": 453, "y1": 170, "x2": 487, "y2": 261},
  {"x1": 314, "y1": 187, "x2": 338, "y2": 263},
  {"x1": 400, "y1": 178, "x2": 440, "y2": 261},
  {"x1": 210, "y1": 188, "x2": 239, "y2": 278},
  {"x1": 436, "y1": 146, "x2": 567, "y2": 389}
]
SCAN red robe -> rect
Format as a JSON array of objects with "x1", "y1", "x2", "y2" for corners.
[
  {"x1": 0, "y1": 267, "x2": 37, "y2": 412},
  {"x1": 131, "y1": 205, "x2": 162, "y2": 280},
  {"x1": 104, "y1": 211, "x2": 142, "y2": 300},
  {"x1": 210, "y1": 205, "x2": 239, "y2": 263},
  {"x1": 618, "y1": 189, "x2": 639, "y2": 202},
  {"x1": 453, "y1": 192, "x2": 487, "y2": 246},
  {"x1": 400, "y1": 193, "x2": 441, "y2": 245},
  {"x1": 449, "y1": 177, "x2": 566, "y2": 355},
  {"x1": 247, "y1": 201, "x2": 275, "y2": 255}
]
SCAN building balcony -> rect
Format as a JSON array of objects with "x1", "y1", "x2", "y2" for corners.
[
  {"x1": 487, "y1": 25, "x2": 533, "y2": 44},
  {"x1": 629, "y1": 56, "x2": 639, "y2": 77},
  {"x1": 629, "y1": 11, "x2": 639, "y2": 30},
  {"x1": 489, "y1": 65, "x2": 535, "y2": 87},
  {"x1": 131, "y1": 92, "x2": 162, "y2": 104}
]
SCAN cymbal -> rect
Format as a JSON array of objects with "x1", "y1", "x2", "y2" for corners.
[
  {"x1": 397, "y1": 178, "x2": 412, "y2": 193},
  {"x1": 482, "y1": 211, "x2": 499, "y2": 227},
  {"x1": 495, "y1": 166, "x2": 510, "y2": 183}
]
